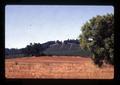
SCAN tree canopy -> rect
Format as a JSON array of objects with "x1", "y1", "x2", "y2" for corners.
[{"x1": 79, "y1": 13, "x2": 114, "y2": 67}]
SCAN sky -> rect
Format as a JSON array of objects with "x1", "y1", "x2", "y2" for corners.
[{"x1": 5, "y1": 5, "x2": 114, "y2": 48}]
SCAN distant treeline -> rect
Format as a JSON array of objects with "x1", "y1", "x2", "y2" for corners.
[{"x1": 5, "y1": 39, "x2": 92, "y2": 58}]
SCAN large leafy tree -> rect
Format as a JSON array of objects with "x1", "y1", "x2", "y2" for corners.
[{"x1": 79, "y1": 13, "x2": 114, "y2": 67}]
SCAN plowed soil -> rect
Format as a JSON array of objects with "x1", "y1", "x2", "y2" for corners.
[{"x1": 5, "y1": 56, "x2": 114, "y2": 79}]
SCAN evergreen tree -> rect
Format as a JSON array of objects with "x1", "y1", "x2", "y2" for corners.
[{"x1": 79, "y1": 13, "x2": 114, "y2": 67}]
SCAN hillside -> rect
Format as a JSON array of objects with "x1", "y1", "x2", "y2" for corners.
[
  {"x1": 5, "y1": 39, "x2": 92, "y2": 58},
  {"x1": 44, "y1": 42, "x2": 91, "y2": 56}
]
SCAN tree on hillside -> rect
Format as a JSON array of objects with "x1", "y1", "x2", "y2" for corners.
[{"x1": 79, "y1": 13, "x2": 114, "y2": 67}]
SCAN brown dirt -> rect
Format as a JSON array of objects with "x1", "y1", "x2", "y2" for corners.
[{"x1": 5, "y1": 56, "x2": 114, "y2": 79}]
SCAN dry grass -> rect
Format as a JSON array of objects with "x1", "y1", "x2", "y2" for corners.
[{"x1": 5, "y1": 56, "x2": 114, "y2": 79}]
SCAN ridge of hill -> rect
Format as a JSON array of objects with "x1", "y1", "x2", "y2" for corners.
[{"x1": 5, "y1": 39, "x2": 92, "y2": 58}]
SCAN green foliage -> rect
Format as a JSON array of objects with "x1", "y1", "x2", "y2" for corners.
[
  {"x1": 6, "y1": 39, "x2": 92, "y2": 58},
  {"x1": 23, "y1": 43, "x2": 44, "y2": 56},
  {"x1": 44, "y1": 45, "x2": 92, "y2": 56},
  {"x1": 79, "y1": 13, "x2": 114, "y2": 67}
]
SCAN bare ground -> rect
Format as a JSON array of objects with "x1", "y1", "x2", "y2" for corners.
[{"x1": 5, "y1": 56, "x2": 114, "y2": 79}]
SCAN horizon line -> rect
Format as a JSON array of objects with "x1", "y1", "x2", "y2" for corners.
[{"x1": 5, "y1": 38, "x2": 80, "y2": 49}]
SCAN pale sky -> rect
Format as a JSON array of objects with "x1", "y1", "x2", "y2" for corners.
[{"x1": 5, "y1": 5, "x2": 114, "y2": 48}]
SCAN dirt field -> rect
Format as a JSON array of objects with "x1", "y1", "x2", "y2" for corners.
[{"x1": 5, "y1": 56, "x2": 114, "y2": 79}]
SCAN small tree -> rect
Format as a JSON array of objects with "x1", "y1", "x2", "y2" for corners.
[{"x1": 79, "y1": 13, "x2": 114, "y2": 67}]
